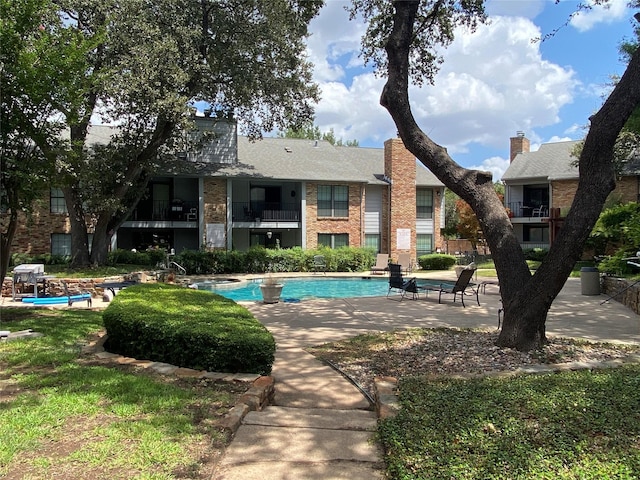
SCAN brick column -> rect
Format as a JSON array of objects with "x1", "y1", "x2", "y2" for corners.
[{"x1": 384, "y1": 138, "x2": 416, "y2": 261}]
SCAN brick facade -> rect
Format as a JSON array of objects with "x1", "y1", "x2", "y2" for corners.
[
  {"x1": 6, "y1": 199, "x2": 72, "y2": 256},
  {"x1": 304, "y1": 182, "x2": 363, "y2": 249},
  {"x1": 203, "y1": 178, "x2": 228, "y2": 225},
  {"x1": 552, "y1": 176, "x2": 639, "y2": 215}
]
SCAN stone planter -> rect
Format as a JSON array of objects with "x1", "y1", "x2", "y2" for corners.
[{"x1": 259, "y1": 283, "x2": 283, "y2": 304}]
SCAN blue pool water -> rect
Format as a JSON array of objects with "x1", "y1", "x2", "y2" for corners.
[{"x1": 197, "y1": 276, "x2": 391, "y2": 302}]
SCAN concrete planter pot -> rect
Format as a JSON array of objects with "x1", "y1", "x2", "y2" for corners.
[{"x1": 260, "y1": 283, "x2": 283, "y2": 304}]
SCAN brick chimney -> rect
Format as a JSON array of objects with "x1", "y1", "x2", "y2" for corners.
[
  {"x1": 510, "y1": 131, "x2": 530, "y2": 162},
  {"x1": 384, "y1": 138, "x2": 416, "y2": 260}
]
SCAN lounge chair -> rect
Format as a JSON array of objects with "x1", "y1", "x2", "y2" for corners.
[
  {"x1": 387, "y1": 263, "x2": 419, "y2": 300},
  {"x1": 422, "y1": 268, "x2": 479, "y2": 307},
  {"x1": 62, "y1": 281, "x2": 93, "y2": 307},
  {"x1": 397, "y1": 253, "x2": 413, "y2": 274},
  {"x1": 312, "y1": 254, "x2": 326, "y2": 274},
  {"x1": 371, "y1": 253, "x2": 389, "y2": 275}
]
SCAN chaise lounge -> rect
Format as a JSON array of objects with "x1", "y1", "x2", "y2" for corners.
[
  {"x1": 371, "y1": 253, "x2": 390, "y2": 275},
  {"x1": 421, "y1": 268, "x2": 479, "y2": 307}
]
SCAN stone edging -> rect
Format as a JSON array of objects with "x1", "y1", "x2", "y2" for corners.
[
  {"x1": 374, "y1": 354, "x2": 640, "y2": 420},
  {"x1": 82, "y1": 332, "x2": 275, "y2": 435}
]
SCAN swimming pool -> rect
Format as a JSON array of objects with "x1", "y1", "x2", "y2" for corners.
[{"x1": 196, "y1": 276, "x2": 390, "y2": 302}]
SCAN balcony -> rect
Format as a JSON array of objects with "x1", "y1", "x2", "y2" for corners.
[
  {"x1": 130, "y1": 200, "x2": 198, "y2": 222},
  {"x1": 232, "y1": 202, "x2": 300, "y2": 223},
  {"x1": 507, "y1": 202, "x2": 548, "y2": 219}
]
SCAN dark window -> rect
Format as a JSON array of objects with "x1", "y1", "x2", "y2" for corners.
[
  {"x1": 318, "y1": 233, "x2": 349, "y2": 248},
  {"x1": 318, "y1": 185, "x2": 348, "y2": 217}
]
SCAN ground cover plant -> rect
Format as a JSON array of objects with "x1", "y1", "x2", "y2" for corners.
[
  {"x1": 382, "y1": 366, "x2": 640, "y2": 479},
  {"x1": 0, "y1": 307, "x2": 247, "y2": 479},
  {"x1": 307, "y1": 328, "x2": 640, "y2": 479}
]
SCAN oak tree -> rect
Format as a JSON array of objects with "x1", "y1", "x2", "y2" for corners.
[{"x1": 352, "y1": 0, "x2": 640, "y2": 350}]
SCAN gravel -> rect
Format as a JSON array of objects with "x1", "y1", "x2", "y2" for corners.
[{"x1": 306, "y1": 328, "x2": 640, "y2": 399}]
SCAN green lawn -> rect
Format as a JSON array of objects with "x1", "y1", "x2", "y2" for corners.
[
  {"x1": 0, "y1": 307, "x2": 245, "y2": 479},
  {"x1": 379, "y1": 367, "x2": 640, "y2": 479}
]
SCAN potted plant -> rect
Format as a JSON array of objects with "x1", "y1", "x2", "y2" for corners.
[{"x1": 259, "y1": 274, "x2": 284, "y2": 304}]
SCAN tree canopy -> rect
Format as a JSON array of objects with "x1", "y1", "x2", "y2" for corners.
[{"x1": 1, "y1": 0, "x2": 323, "y2": 271}]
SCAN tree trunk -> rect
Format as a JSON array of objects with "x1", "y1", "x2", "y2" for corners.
[
  {"x1": 63, "y1": 185, "x2": 91, "y2": 267},
  {"x1": 383, "y1": 0, "x2": 640, "y2": 350},
  {"x1": 0, "y1": 208, "x2": 18, "y2": 286}
]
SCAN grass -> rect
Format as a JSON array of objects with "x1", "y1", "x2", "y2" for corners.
[
  {"x1": 380, "y1": 366, "x2": 640, "y2": 479},
  {"x1": 0, "y1": 308, "x2": 246, "y2": 479}
]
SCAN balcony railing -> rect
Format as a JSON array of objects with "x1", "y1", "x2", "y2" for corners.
[
  {"x1": 132, "y1": 200, "x2": 198, "y2": 222},
  {"x1": 506, "y1": 202, "x2": 548, "y2": 218},
  {"x1": 232, "y1": 202, "x2": 300, "y2": 222}
]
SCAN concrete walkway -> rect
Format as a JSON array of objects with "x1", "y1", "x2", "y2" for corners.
[{"x1": 212, "y1": 276, "x2": 639, "y2": 479}]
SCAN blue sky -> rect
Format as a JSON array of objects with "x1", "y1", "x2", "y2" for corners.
[{"x1": 301, "y1": 0, "x2": 637, "y2": 180}]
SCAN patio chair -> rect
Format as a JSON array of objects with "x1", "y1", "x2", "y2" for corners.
[
  {"x1": 387, "y1": 263, "x2": 419, "y2": 300},
  {"x1": 312, "y1": 254, "x2": 326, "y2": 274},
  {"x1": 532, "y1": 205, "x2": 547, "y2": 217},
  {"x1": 422, "y1": 267, "x2": 479, "y2": 307},
  {"x1": 397, "y1": 253, "x2": 413, "y2": 274},
  {"x1": 370, "y1": 253, "x2": 390, "y2": 275}
]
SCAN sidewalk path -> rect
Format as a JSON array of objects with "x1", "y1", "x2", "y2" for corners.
[{"x1": 213, "y1": 277, "x2": 639, "y2": 479}]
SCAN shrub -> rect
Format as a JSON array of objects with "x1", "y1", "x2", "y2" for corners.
[
  {"x1": 107, "y1": 248, "x2": 166, "y2": 266},
  {"x1": 523, "y1": 248, "x2": 548, "y2": 262},
  {"x1": 417, "y1": 254, "x2": 457, "y2": 270},
  {"x1": 10, "y1": 253, "x2": 69, "y2": 267},
  {"x1": 103, "y1": 283, "x2": 275, "y2": 374},
  {"x1": 598, "y1": 251, "x2": 638, "y2": 276},
  {"x1": 172, "y1": 246, "x2": 377, "y2": 274}
]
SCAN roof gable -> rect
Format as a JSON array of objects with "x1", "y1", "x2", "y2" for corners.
[{"x1": 502, "y1": 140, "x2": 580, "y2": 182}]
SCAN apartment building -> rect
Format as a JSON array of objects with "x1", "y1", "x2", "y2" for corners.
[
  {"x1": 8, "y1": 120, "x2": 445, "y2": 264},
  {"x1": 503, "y1": 132, "x2": 640, "y2": 249}
]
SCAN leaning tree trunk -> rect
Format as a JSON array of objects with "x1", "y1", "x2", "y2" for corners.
[
  {"x1": 382, "y1": 0, "x2": 640, "y2": 350},
  {"x1": 63, "y1": 185, "x2": 91, "y2": 267},
  {"x1": 0, "y1": 207, "x2": 18, "y2": 286}
]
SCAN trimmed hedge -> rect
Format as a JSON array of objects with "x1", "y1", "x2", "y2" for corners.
[
  {"x1": 417, "y1": 253, "x2": 457, "y2": 270},
  {"x1": 175, "y1": 246, "x2": 377, "y2": 275},
  {"x1": 102, "y1": 283, "x2": 275, "y2": 374}
]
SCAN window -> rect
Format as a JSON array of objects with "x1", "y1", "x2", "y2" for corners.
[
  {"x1": 50, "y1": 188, "x2": 67, "y2": 214},
  {"x1": 416, "y1": 189, "x2": 433, "y2": 219},
  {"x1": 523, "y1": 225, "x2": 549, "y2": 243},
  {"x1": 523, "y1": 186, "x2": 549, "y2": 209},
  {"x1": 318, "y1": 233, "x2": 349, "y2": 249},
  {"x1": 364, "y1": 234, "x2": 380, "y2": 252},
  {"x1": 318, "y1": 185, "x2": 348, "y2": 217},
  {"x1": 51, "y1": 233, "x2": 71, "y2": 256},
  {"x1": 416, "y1": 234, "x2": 433, "y2": 258}
]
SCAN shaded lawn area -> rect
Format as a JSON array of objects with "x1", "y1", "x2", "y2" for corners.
[
  {"x1": 0, "y1": 307, "x2": 246, "y2": 480},
  {"x1": 380, "y1": 366, "x2": 640, "y2": 479}
]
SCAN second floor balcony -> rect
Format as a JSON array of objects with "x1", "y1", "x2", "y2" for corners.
[
  {"x1": 232, "y1": 201, "x2": 300, "y2": 222},
  {"x1": 131, "y1": 200, "x2": 199, "y2": 222},
  {"x1": 507, "y1": 202, "x2": 549, "y2": 219}
]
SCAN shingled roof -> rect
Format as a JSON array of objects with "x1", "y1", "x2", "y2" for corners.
[{"x1": 502, "y1": 140, "x2": 581, "y2": 182}]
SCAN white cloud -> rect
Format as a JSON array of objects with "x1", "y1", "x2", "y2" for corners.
[
  {"x1": 469, "y1": 156, "x2": 511, "y2": 181},
  {"x1": 307, "y1": 4, "x2": 581, "y2": 173},
  {"x1": 409, "y1": 16, "x2": 578, "y2": 152},
  {"x1": 570, "y1": 0, "x2": 630, "y2": 32}
]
